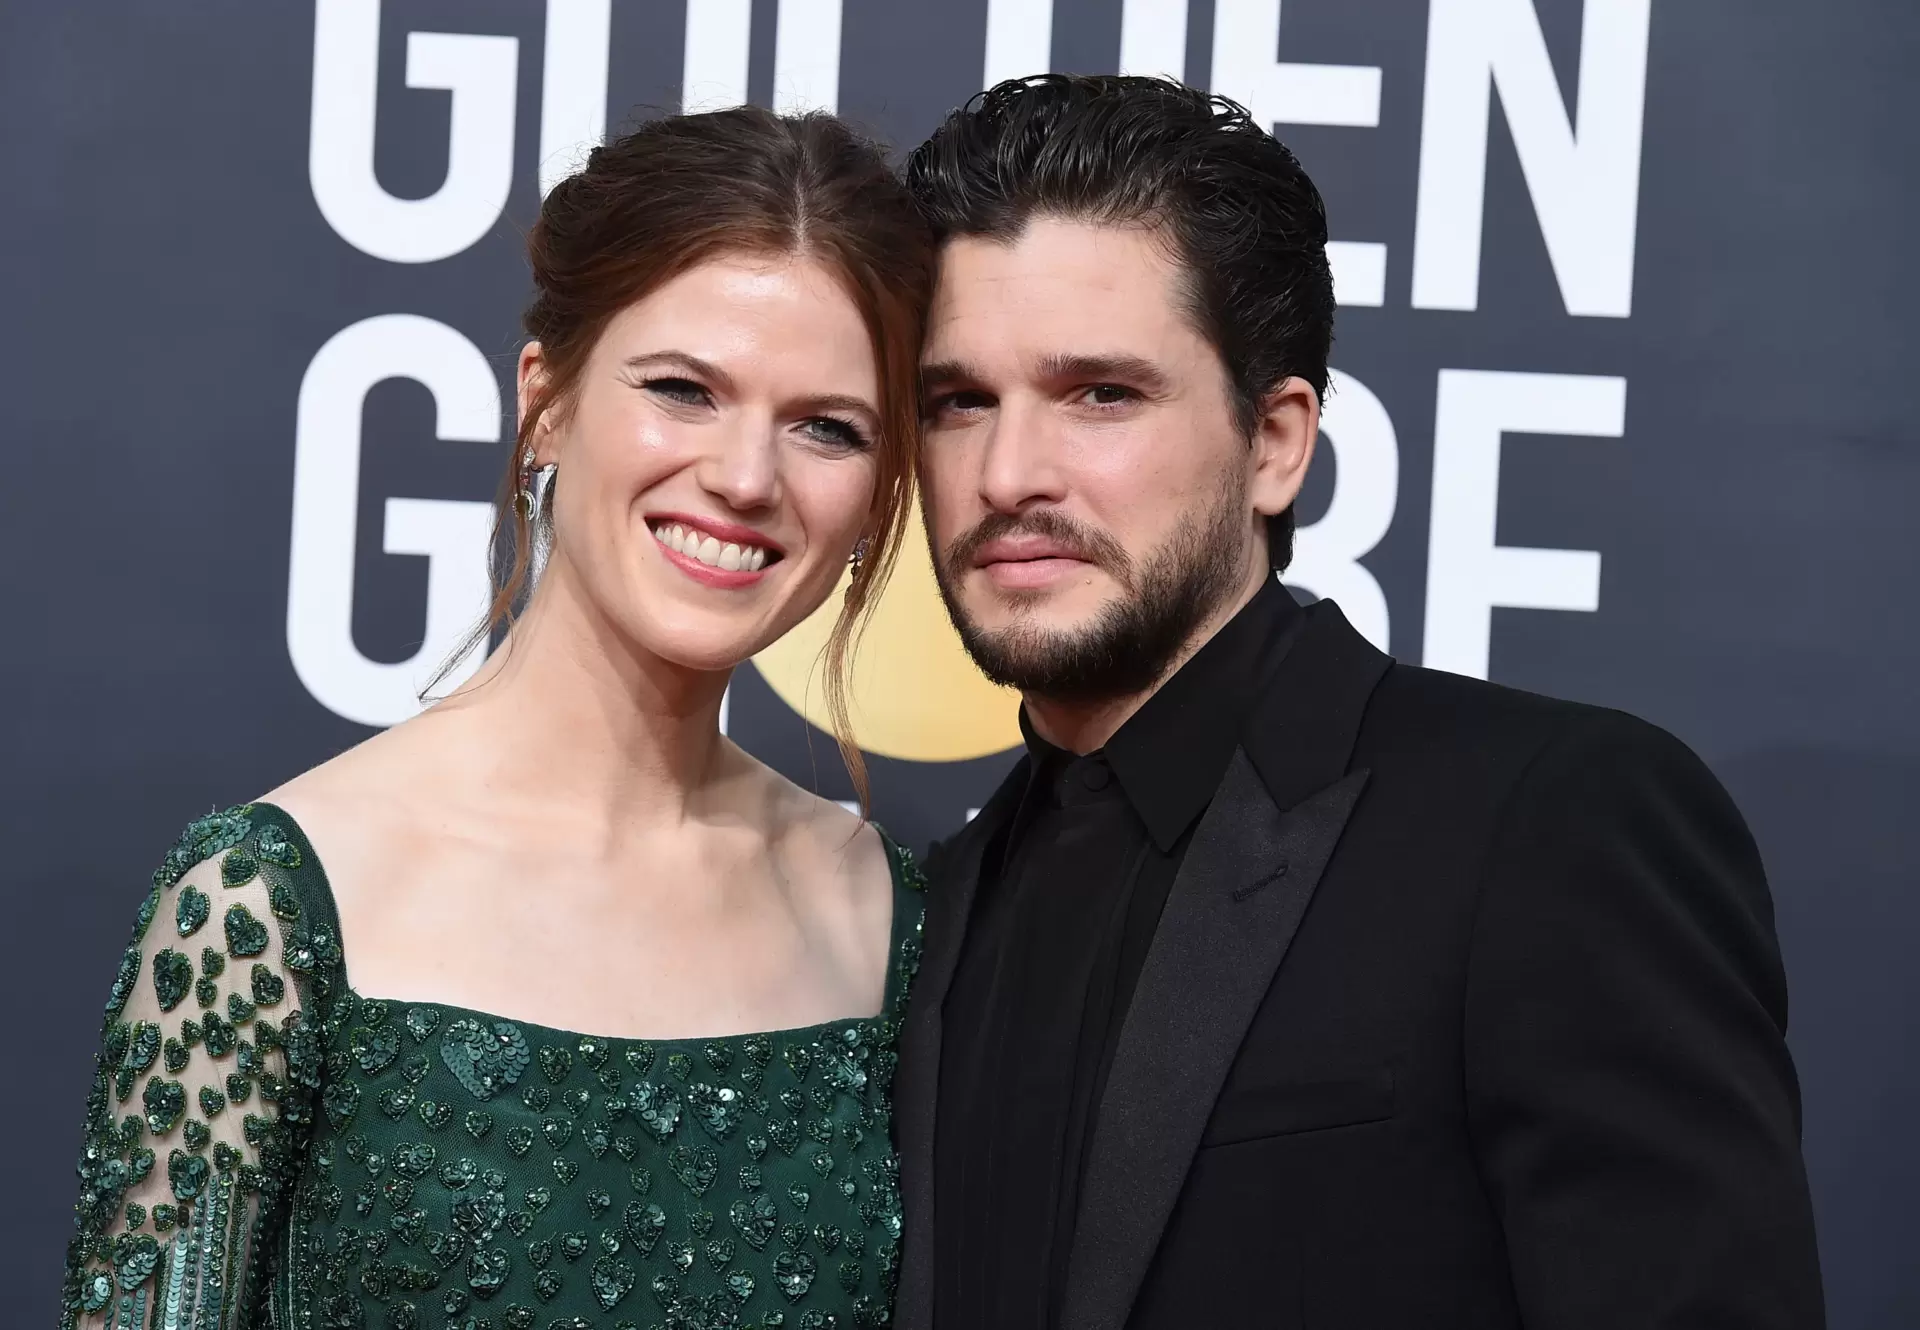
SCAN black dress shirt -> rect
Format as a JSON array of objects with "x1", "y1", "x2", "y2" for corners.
[{"x1": 932, "y1": 580, "x2": 1292, "y2": 1329}]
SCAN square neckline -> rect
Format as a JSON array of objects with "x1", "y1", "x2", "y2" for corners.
[{"x1": 247, "y1": 799, "x2": 922, "y2": 1048}]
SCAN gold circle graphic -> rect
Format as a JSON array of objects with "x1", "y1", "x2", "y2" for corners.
[{"x1": 750, "y1": 501, "x2": 1024, "y2": 761}]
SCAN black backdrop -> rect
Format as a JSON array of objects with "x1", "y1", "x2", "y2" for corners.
[{"x1": 5, "y1": 2, "x2": 1916, "y2": 1324}]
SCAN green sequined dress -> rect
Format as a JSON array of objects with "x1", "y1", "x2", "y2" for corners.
[{"x1": 62, "y1": 803, "x2": 926, "y2": 1330}]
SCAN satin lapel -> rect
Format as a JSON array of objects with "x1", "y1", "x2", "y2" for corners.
[
  {"x1": 891, "y1": 765, "x2": 1027, "y2": 1330},
  {"x1": 1059, "y1": 753, "x2": 1371, "y2": 1330}
]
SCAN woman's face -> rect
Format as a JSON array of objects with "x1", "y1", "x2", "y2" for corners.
[{"x1": 522, "y1": 252, "x2": 882, "y2": 673}]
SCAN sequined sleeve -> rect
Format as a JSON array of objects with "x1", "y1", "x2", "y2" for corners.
[{"x1": 62, "y1": 809, "x2": 336, "y2": 1329}]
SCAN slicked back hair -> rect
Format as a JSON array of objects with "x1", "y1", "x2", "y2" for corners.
[{"x1": 905, "y1": 73, "x2": 1335, "y2": 570}]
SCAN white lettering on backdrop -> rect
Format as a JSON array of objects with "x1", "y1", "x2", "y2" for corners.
[
  {"x1": 292, "y1": 0, "x2": 1653, "y2": 728},
  {"x1": 287, "y1": 314, "x2": 499, "y2": 727}
]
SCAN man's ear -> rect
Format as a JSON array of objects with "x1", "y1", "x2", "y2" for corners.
[
  {"x1": 1249, "y1": 376, "x2": 1320, "y2": 518},
  {"x1": 517, "y1": 341, "x2": 551, "y2": 460}
]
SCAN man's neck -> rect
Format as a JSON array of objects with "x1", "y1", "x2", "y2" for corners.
[{"x1": 1022, "y1": 570, "x2": 1271, "y2": 756}]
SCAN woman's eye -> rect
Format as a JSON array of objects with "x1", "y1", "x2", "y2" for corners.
[
  {"x1": 645, "y1": 377, "x2": 710, "y2": 407},
  {"x1": 801, "y1": 416, "x2": 871, "y2": 450}
]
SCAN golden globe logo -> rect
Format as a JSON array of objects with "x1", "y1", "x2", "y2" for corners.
[{"x1": 751, "y1": 503, "x2": 1023, "y2": 761}]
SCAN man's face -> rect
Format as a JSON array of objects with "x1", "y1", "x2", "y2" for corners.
[{"x1": 919, "y1": 217, "x2": 1291, "y2": 701}]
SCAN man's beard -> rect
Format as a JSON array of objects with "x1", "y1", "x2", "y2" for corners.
[{"x1": 934, "y1": 471, "x2": 1249, "y2": 705}]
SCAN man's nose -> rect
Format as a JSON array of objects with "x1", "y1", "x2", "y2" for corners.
[{"x1": 978, "y1": 396, "x2": 1067, "y2": 514}]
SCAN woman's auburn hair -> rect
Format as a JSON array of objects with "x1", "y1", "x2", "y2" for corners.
[{"x1": 480, "y1": 105, "x2": 935, "y2": 811}]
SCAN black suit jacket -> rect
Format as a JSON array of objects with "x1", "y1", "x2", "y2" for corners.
[{"x1": 894, "y1": 600, "x2": 1823, "y2": 1329}]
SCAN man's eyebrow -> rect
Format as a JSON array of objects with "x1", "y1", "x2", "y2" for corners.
[
  {"x1": 622, "y1": 350, "x2": 737, "y2": 394},
  {"x1": 919, "y1": 360, "x2": 979, "y2": 391},
  {"x1": 1036, "y1": 352, "x2": 1171, "y2": 392}
]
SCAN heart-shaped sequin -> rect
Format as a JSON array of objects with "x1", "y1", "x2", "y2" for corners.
[
  {"x1": 814, "y1": 1224, "x2": 843, "y2": 1253},
  {"x1": 440, "y1": 1157, "x2": 478, "y2": 1191},
  {"x1": 591, "y1": 1254, "x2": 636, "y2": 1311},
  {"x1": 788, "y1": 1184, "x2": 811, "y2": 1212},
  {"x1": 668, "y1": 1144, "x2": 719, "y2": 1197},
  {"x1": 250, "y1": 964, "x2": 284, "y2": 1007},
  {"x1": 224, "y1": 905, "x2": 269, "y2": 958},
  {"x1": 393, "y1": 1142, "x2": 436, "y2": 1180},
  {"x1": 534, "y1": 1269, "x2": 564, "y2": 1303},
  {"x1": 686, "y1": 1083, "x2": 742, "y2": 1142},
  {"x1": 167, "y1": 1151, "x2": 209, "y2": 1202},
  {"x1": 779, "y1": 1088, "x2": 806, "y2": 1114},
  {"x1": 586, "y1": 1188, "x2": 611, "y2": 1219},
  {"x1": 666, "y1": 1241, "x2": 695, "y2": 1275},
  {"x1": 506, "y1": 1211, "x2": 534, "y2": 1238},
  {"x1": 559, "y1": 1231, "x2": 591, "y2": 1262},
  {"x1": 439, "y1": 1019, "x2": 531, "y2": 1102},
  {"x1": 376, "y1": 1087, "x2": 415, "y2": 1120},
  {"x1": 632, "y1": 1082, "x2": 681, "y2": 1144},
  {"x1": 467, "y1": 1247, "x2": 511, "y2": 1299},
  {"x1": 629, "y1": 1167, "x2": 652, "y2": 1195},
  {"x1": 624, "y1": 1200, "x2": 666, "y2": 1255},
  {"x1": 175, "y1": 886, "x2": 210, "y2": 938},
  {"x1": 767, "y1": 1117, "x2": 800, "y2": 1156},
  {"x1": 504, "y1": 1127, "x2": 535, "y2": 1158},
  {"x1": 625, "y1": 1043, "x2": 656, "y2": 1077},
  {"x1": 782, "y1": 1044, "x2": 813, "y2": 1081},
  {"x1": 405, "y1": 1006, "x2": 440, "y2": 1043},
  {"x1": 401, "y1": 1055, "x2": 431, "y2": 1084},
  {"x1": 541, "y1": 1116, "x2": 574, "y2": 1150},
  {"x1": 611, "y1": 1135, "x2": 638, "y2": 1162},
  {"x1": 538, "y1": 1046, "x2": 573, "y2": 1083},
  {"x1": 419, "y1": 1100, "x2": 454, "y2": 1130},
  {"x1": 322, "y1": 1082, "x2": 360, "y2": 1129},
  {"x1": 582, "y1": 1121, "x2": 610, "y2": 1158},
  {"x1": 143, "y1": 1079, "x2": 185, "y2": 1134},
  {"x1": 745, "y1": 1135, "x2": 769, "y2": 1161},
  {"x1": 707, "y1": 1238, "x2": 736, "y2": 1268},
  {"x1": 424, "y1": 1230, "x2": 467, "y2": 1269},
  {"x1": 523, "y1": 1086, "x2": 552, "y2": 1113},
  {"x1": 503, "y1": 1305, "x2": 536, "y2": 1330},
  {"x1": 351, "y1": 1026, "x2": 400, "y2": 1075},
  {"x1": 383, "y1": 1177, "x2": 416, "y2": 1211},
  {"x1": 464, "y1": 1111, "x2": 494, "y2": 1141},
  {"x1": 553, "y1": 1158, "x2": 580, "y2": 1185},
  {"x1": 524, "y1": 1186, "x2": 552, "y2": 1214},
  {"x1": 726, "y1": 1270, "x2": 757, "y2": 1304},
  {"x1": 389, "y1": 1207, "x2": 425, "y2": 1244},
  {"x1": 666, "y1": 1052, "x2": 693, "y2": 1081}
]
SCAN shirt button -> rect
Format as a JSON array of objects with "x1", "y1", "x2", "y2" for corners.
[{"x1": 1080, "y1": 762, "x2": 1111, "y2": 791}]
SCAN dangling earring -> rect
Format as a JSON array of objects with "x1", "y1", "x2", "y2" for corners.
[
  {"x1": 849, "y1": 537, "x2": 871, "y2": 576},
  {"x1": 514, "y1": 445, "x2": 538, "y2": 519}
]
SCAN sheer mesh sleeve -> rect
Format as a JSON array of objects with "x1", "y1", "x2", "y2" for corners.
[{"x1": 62, "y1": 809, "x2": 333, "y2": 1329}]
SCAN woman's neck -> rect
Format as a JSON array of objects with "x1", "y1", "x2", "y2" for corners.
[{"x1": 428, "y1": 563, "x2": 737, "y2": 840}]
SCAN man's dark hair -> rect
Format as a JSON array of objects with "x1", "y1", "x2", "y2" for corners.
[{"x1": 905, "y1": 73, "x2": 1335, "y2": 570}]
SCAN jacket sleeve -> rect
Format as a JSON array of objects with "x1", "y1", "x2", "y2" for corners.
[
  {"x1": 61, "y1": 809, "x2": 328, "y2": 1329},
  {"x1": 1463, "y1": 712, "x2": 1824, "y2": 1328}
]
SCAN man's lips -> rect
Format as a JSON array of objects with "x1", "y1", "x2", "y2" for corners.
[{"x1": 971, "y1": 536, "x2": 1090, "y2": 568}]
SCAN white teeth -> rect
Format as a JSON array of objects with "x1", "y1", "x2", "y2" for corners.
[{"x1": 651, "y1": 521, "x2": 773, "y2": 573}]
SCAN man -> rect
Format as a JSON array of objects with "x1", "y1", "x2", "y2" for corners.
[{"x1": 891, "y1": 75, "x2": 1823, "y2": 1330}]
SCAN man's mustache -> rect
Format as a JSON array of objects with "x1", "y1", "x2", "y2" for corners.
[{"x1": 941, "y1": 509, "x2": 1133, "y2": 586}]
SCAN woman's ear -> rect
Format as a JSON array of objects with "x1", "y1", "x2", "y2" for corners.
[
  {"x1": 1249, "y1": 375, "x2": 1321, "y2": 519},
  {"x1": 517, "y1": 341, "x2": 549, "y2": 459}
]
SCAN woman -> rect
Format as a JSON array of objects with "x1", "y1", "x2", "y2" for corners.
[{"x1": 62, "y1": 105, "x2": 933, "y2": 1330}]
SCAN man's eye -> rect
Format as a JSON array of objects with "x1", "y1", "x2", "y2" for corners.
[
  {"x1": 1083, "y1": 384, "x2": 1135, "y2": 406},
  {"x1": 644, "y1": 377, "x2": 710, "y2": 406},
  {"x1": 930, "y1": 390, "x2": 992, "y2": 416}
]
